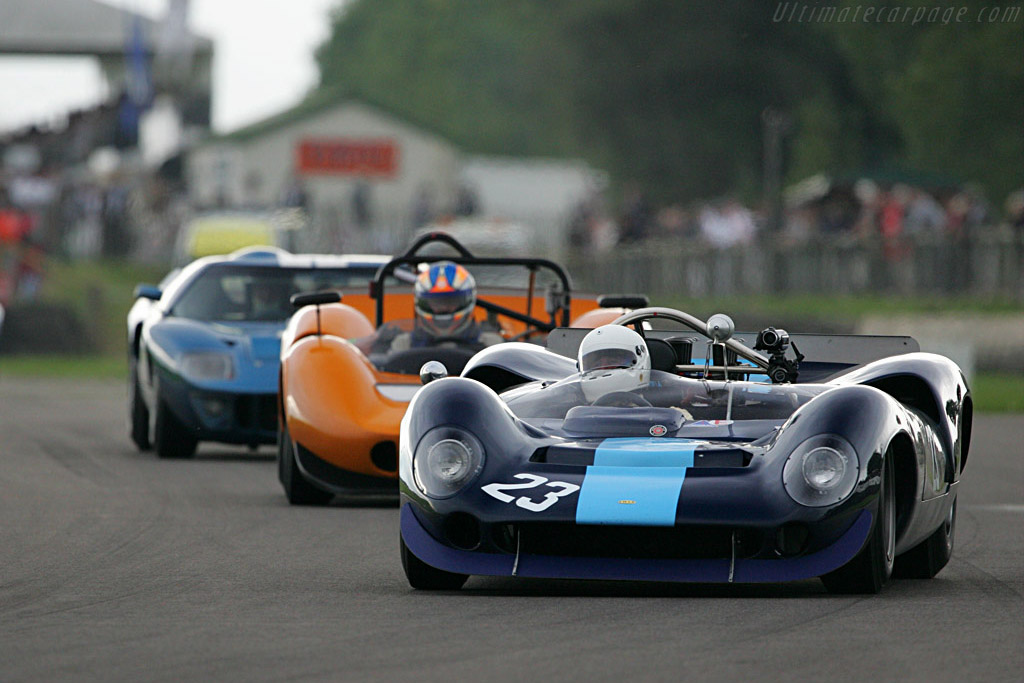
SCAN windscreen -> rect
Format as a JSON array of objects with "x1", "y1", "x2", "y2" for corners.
[
  {"x1": 505, "y1": 370, "x2": 828, "y2": 423},
  {"x1": 172, "y1": 264, "x2": 378, "y2": 322}
]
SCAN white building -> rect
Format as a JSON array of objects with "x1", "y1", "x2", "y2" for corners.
[{"x1": 187, "y1": 90, "x2": 605, "y2": 255}]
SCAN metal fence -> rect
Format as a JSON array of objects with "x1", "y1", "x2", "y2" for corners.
[{"x1": 562, "y1": 230, "x2": 1024, "y2": 302}]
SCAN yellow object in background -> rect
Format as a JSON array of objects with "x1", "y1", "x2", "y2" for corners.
[{"x1": 185, "y1": 216, "x2": 276, "y2": 259}]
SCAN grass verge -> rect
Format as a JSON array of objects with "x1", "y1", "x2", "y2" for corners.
[
  {"x1": 0, "y1": 355, "x2": 127, "y2": 380},
  {"x1": 971, "y1": 373, "x2": 1024, "y2": 414},
  {"x1": 38, "y1": 259, "x2": 170, "y2": 355}
]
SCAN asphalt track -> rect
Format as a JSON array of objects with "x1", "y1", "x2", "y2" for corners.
[{"x1": 0, "y1": 377, "x2": 1021, "y2": 682}]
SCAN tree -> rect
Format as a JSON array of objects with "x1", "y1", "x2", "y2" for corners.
[{"x1": 313, "y1": 0, "x2": 1022, "y2": 205}]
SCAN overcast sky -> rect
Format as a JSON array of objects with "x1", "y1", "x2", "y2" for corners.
[{"x1": 0, "y1": 0, "x2": 343, "y2": 134}]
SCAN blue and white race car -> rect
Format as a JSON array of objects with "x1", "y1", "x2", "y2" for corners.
[
  {"x1": 399, "y1": 307, "x2": 972, "y2": 594},
  {"x1": 127, "y1": 247, "x2": 388, "y2": 458}
]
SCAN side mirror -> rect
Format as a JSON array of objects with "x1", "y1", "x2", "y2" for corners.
[
  {"x1": 290, "y1": 291, "x2": 341, "y2": 309},
  {"x1": 134, "y1": 284, "x2": 162, "y2": 301},
  {"x1": 419, "y1": 361, "x2": 448, "y2": 385},
  {"x1": 706, "y1": 313, "x2": 735, "y2": 342}
]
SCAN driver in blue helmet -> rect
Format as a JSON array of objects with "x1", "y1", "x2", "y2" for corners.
[{"x1": 381, "y1": 260, "x2": 503, "y2": 352}]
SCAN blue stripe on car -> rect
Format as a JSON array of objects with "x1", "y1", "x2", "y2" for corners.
[
  {"x1": 690, "y1": 357, "x2": 770, "y2": 384},
  {"x1": 575, "y1": 438, "x2": 697, "y2": 527}
]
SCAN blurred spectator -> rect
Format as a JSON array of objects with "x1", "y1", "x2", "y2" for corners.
[
  {"x1": 280, "y1": 175, "x2": 310, "y2": 212},
  {"x1": 722, "y1": 198, "x2": 758, "y2": 245},
  {"x1": 818, "y1": 195, "x2": 856, "y2": 234},
  {"x1": 618, "y1": 186, "x2": 651, "y2": 243},
  {"x1": 904, "y1": 188, "x2": 947, "y2": 236},
  {"x1": 0, "y1": 189, "x2": 31, "y2": 305},
  {"x1": 243, "y1": 170, "x2": 264, "y2": 209},
  {"x1": 453, "y1": 184, "x2": 479, "y2": 217},
  {"x1": 567, "y1": 198, "x2": 592, "y2": 250},
  {"x1": 566, "y1": 194, "x2": 619, "y2": 254},
  {"x1": 782, "y1": 205, "x2": 817, "y2": 244},
  {"x1": 351, "y1": 180, "x2": 372, "y2": 230},
  {"x1": 102, "y1": 179, "x2": 132, "y2": 257},
  {"x1": 965, "y1": 190, "x2": 992, "y2": 228},
  {"x1": 851, "y1": 179, "x2": 881, "y2": 238},
  {"x1": 944, "y1": 192, "x2": 973, "y2": 238},
  {"x1": 699, "y1": 197, "x2": 756, "y2": 249},
  {"x1": 66, "y1": 181, "x2": 104, "y2": 259},
  {"x1": 879, "y1": 185, "x2": 910, "y2": 261},
  {"x1": 16, "y1": 234, "x2": 46, "y2": 301},
  {"x1": 1005, "y1": 189, "x2": 1024, "y2": 234},
  {"x1": 654, "y1": 204, "x2": 690, "y2": 240},
  {"x1": 0, "y1": 190, "x2": 31, "y2": 244},
  {"x1": 411, "y1": 184, "x2": 435, "y2": 229}
]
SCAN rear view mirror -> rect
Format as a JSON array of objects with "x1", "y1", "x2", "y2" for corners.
[
  {"x1": 134, "y1": 284, "x2": 162, "y2": 301},
  {"x1": 290, "y1": 291, "x2": 342, "y2": 309},
  {"x1": 597, "y1": 294, "x2": 649, "y2": 309}
]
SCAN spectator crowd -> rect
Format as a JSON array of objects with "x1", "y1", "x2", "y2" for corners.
[
  {"x1": 568, "y1": 176, "x2": 1024, "y2": 259},
  {"x1": 3, "y1": 90, "x2": 1023, "y2": 307}
]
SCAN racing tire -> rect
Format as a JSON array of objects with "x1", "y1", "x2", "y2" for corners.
[
  {"x1": 277, "y1": 422, "x2": 333, "y2": 506},
  {"x1": 400, "y1": 536, "x2": 469, "y2": 590},
  {"x1": 821, "y1": 451, "x2": 896, "y2": 594},
  {"x1": 154, "y1": 399, "x2": 198, "y2": 459},
  {"x1": 129, "y1": 368, "x2": 152, "y2": 451},
  {"x1": 894, "y1": 496, "x2": 956, "y2": 579}
]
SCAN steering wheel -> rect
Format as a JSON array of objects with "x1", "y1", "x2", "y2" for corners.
[
  {"x1": 592, "y1": 391, "x2": 653, "y2": 408},
  {"x1": 609, "y1": 307, "x2": 769, "y2": 370},
  {"x1": 428, "y1": 336, "x2": 478, "y2": 345}
]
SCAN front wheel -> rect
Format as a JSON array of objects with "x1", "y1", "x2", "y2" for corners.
[
  {"x1": 821, "y1": 451, "x2": 895, "y2": 594},
  {"x1": 894, "y1": 496, "x2": 956, "y2": 579},
  {"x1": 277, "y1": 422, "x2": 333, "y2": 506},
  {"x1": 154, "y1": 399, "x2": 198, "y2": 459},
  {"x1": 400, "y1": 536, "x2": 468, "y2": 590}
]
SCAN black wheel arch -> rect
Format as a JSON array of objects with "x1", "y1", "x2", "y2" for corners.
[
  {"x1": 887, "y1": 431, "x2": 917, "y2": 546},
  {"x1": 959, "y1": 394, "x2": 973, "y2": 472},
  {"x1": 131, "y1": 323, "x2": 144, "y2": 358},
  {"x1": 865, "y1": 374, "x2": 942, "y2": 427}
]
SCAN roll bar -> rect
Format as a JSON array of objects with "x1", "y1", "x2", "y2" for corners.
[{"x1": 369, "y1": 231, "x2": 575, "y2": 331}]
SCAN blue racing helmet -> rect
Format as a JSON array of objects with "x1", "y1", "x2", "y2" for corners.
[{"x1": 414, "y1": 261, "x2": 476, "y2": 337}]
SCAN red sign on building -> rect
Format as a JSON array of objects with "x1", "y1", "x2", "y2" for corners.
[{"x1": 296, "y1": 138, "x2": 399, "y2": 177}]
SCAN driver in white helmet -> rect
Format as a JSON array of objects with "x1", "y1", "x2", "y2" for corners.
[{"x1": 577, "y1": 325, "x2": 651, "y2": 404}]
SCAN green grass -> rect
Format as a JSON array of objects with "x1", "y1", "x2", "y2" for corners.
[
  {"x1": 0, "y1": 354, "x2": 127, "y2": 379},
  {"x1": 38, "y1": 259, "x2": 170, "y2": 356},
  {"x1": 971, "y1": 373, "x2": 1024, "y2": 413}
]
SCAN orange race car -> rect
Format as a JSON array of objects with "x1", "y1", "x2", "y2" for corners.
[{"x1": 277, "y1": 232, "x2": 640, "y2": 504}]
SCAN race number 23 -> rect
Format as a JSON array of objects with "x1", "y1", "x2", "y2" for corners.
[{"x1": 482, "y1": 474, "x2": 580, "y2": 512}]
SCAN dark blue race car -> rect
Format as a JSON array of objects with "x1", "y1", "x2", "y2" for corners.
[
  {"x1": 398, "y1": 307, "x2": 972, "y2": 594},
  {"x1": 127, "y1": 247, "x2": 388, "y2": 458}
]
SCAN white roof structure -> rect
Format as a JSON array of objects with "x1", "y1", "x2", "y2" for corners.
[{"x1": 0, "y1": 0, "x2": 212, "y2": 57}]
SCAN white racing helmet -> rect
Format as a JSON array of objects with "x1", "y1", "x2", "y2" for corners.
[{"x1": 577, "y1": 325, "x2": 651, "y2": 403}]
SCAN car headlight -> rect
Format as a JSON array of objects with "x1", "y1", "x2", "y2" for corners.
[
  {"x1": 181, "y1": 352, "x2": 234, "y2": 381},
  {"x1": 782, "y1": 434, "x2": 859, "y2": 507},
  {"x1": 412, "y1": 426, "x2": 485, "y2": 499}
]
